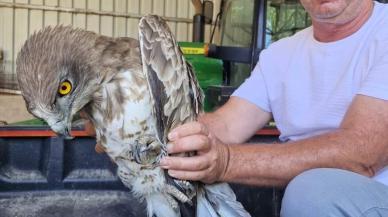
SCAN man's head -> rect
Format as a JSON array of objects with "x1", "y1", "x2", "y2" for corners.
[{"x1": 299, "y1": 0, "x2": 372, "y2": 24}]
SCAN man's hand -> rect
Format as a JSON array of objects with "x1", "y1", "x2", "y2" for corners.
[{"x1": 160, "y1": 122, "x2": 230, "y2": 184}]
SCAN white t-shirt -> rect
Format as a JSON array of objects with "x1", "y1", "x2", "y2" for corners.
[{"x1": 233, "y1": 2, "x2": 388, "y2": 185}]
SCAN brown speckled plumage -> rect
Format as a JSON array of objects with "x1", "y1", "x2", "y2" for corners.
[{"x1": 16, "y1": 15, "x2": 251, "y2": 217}]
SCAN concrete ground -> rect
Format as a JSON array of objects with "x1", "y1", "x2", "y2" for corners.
[
  {"x1": 0, "y1": 190, "x2": 146, "y2": 217},
  {"x1": 0, "y1": 93, "x2": 34, "y2": 124}
]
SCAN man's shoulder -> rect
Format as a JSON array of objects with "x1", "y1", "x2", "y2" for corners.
[{"x1": 374, "y1": 2, "x2": 388, "y2": 34}]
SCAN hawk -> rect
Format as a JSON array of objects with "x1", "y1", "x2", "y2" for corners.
[{"x1": 16, "y1": 15, "x2": 251, "y2": 217}]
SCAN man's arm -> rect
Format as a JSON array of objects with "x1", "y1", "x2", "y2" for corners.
[
  {"x1": 198, "y1": 96, "x2": 272, "y2": 144},
  {"x1": 161, "y1": 94, "x2": 388, "y2": 186}
]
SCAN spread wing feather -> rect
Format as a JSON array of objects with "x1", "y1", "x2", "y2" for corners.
[{"x1": 138, "y1": 15, "x2": 203, "y2": 145}]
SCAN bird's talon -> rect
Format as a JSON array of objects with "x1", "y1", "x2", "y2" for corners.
[{"x1": 131, "y1": 136, "x2": 163, "y2": 166}]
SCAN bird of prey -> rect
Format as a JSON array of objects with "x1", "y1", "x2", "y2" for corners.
[{"x1": 16, "y1": 15, "x2": 251, "y2": 217}]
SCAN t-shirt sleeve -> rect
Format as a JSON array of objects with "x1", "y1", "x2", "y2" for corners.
[
  {"x1": 357, "y1": 37, "x2": 388, "y2": 100},
  {"x1": 231, "y1": 62, "x2": 271, "y2": 112}
]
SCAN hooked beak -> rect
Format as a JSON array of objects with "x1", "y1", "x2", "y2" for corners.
[
  {"x1": 60, "y1": 127, "x2": 73, "y2": 140},
  {"x1": 49, "y1": 119, "x2": 74, "y2": 139}
]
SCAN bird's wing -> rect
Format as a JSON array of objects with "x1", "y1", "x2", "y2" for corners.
[
  {"x1": 138, "y1": 15, "x2": 251, "y2": 217},
  {"x1": 139, "y1": 15, "x2": 203, "y2": 217},
  {"x1": 138, "y1": 15, "x2": 203, "y2": 145}
]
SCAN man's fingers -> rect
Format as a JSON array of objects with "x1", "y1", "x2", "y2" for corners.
[
  {"x1": 160, "y1": 155, "x2": 209, "y2": 171},
  {"x1": 168, "y1": 122, "x2": 209, "y2": 141},
  {"x1": 167, "y1": 134, "x2": 209, "y2": 154}
]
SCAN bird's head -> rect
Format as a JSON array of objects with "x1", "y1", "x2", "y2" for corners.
[{"x1": 16, "y1": 26, "x2": 101, "y2": 139}]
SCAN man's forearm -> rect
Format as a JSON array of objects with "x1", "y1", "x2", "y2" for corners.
[
  {"x1": 222, "y1": 129, "x2": 380, "y2": 186},
  {"x1": 218, "y1": 95, "x2": 388, "y2": 186},
  {"x1": 198, "y1": 112, "x2": 231, "y2": 142}
]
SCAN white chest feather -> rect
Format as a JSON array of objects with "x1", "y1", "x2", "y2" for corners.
[
  {"x1": 90, "y1": 69, "x2": 166, "y2": 197},
  {"x1": 92, "y1": 70, "x2": 153, "y2": 146}
]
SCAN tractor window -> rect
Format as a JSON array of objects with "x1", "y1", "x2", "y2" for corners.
[{"x1": 218, "y1": 0, "x2": 311, "y2": 87}]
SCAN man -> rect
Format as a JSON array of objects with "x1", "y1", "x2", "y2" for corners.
[{"x1": 159, "y1": 0, "x2": 388, "y2": 216}]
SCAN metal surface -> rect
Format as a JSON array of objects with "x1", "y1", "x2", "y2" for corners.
[
  {"x1": 206, "y1": 0, "x2": 267, "y2": 79},
  {"x1": 0, "y1": 191, "x2": 146, "y2": 217},
  {"x1": 192, "y1": 14, "x2": 205, "y2": 42},
  {"x1": 0, "y1": 2, "x2": 193, "y2": 23},
  {"x1": 0, "y1": 0, "x2": 219, "y2": 91},
  {"x1": 205, "y1": 0, "x2": 267, "y2": 103},
  {"x1": 0, "y1": 133, "x2": 282, "y2": 217},
  {"x1": 202, "y1": 0, "x2": 214, "y2": 24},
  {"x1": 250, "y1": 0, "x2": 267, "y2": 68},
  {"x1": 207, "y1": 45, "x2": 253, "y2": 64}
]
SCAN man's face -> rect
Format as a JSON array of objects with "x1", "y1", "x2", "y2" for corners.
[{"x1": 299, "y1": 0, "x2": 365, "y2": 24}]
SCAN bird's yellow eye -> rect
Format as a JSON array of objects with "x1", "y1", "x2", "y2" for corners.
[{"x1": 58, "y1": 81, "x2": 72, "y2": 96}]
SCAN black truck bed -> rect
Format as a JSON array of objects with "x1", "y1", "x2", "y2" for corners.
[{"x1": 0, "y1": 127, "x2": 282, "y2": 217}]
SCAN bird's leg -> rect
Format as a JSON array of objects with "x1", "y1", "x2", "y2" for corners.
[
  {"x1": 131, "y1": 135, "x2": 164, "y2": 168},
  {"x1": 164, "y1": 193, "x2": 179, "y2": 212},
  {"x1": 165, "y1": 184, "x2": 192, "y2": 204},
  {"x1": 173, "y1": 179, "x2": 196, "y2": 200}
]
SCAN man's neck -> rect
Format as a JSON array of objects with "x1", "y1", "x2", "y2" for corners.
[{"x1": 312, "y1": 1, "x2": 374, "y2": 42}]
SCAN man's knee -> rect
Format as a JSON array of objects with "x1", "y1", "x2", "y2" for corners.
[
  {"x1": 280, "y1": 168, "x2": 388, "y2": 217},
  {"x1": 281, "y1": 168, "x2": 340, "y2": 217}
]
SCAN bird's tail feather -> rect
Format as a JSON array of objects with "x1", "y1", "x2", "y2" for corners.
[{"x1": 197, "y1": 183, "x2": 252, "y2": 217}]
